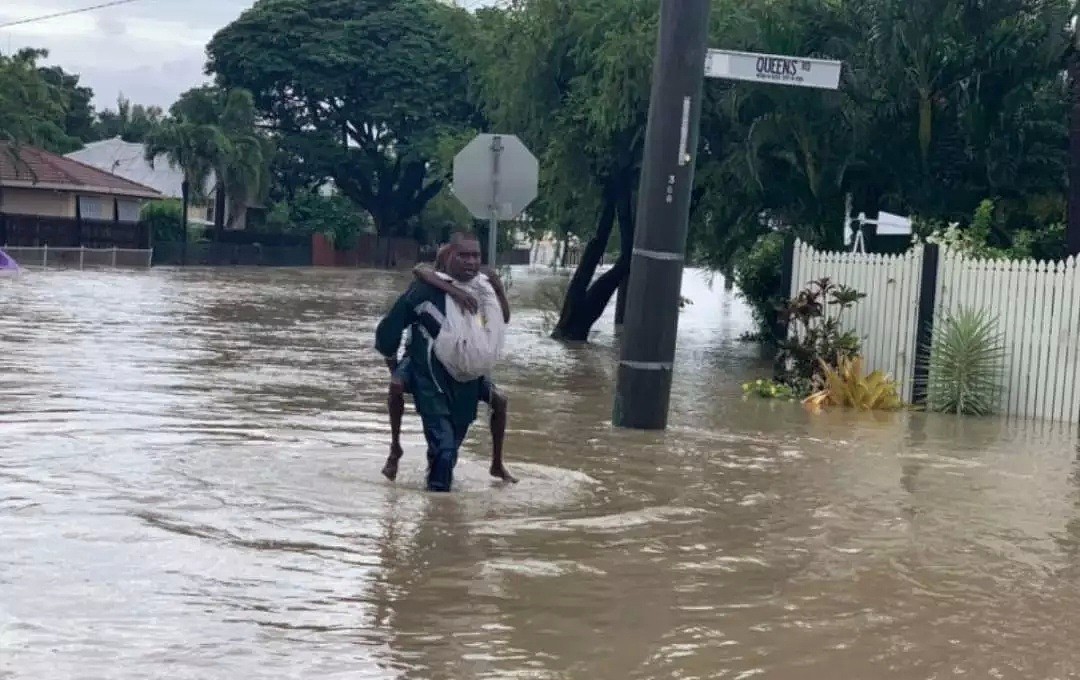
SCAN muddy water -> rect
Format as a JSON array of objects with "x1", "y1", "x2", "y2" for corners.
[{"x1": 3, "y1": 267, "x2": 1080, "y2": 679}]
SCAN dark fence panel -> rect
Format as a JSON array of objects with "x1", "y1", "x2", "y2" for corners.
[
  {"x1": 215, "y1": 231, "x2": 311, "y2": 248},
  {"x1": 0, "y1": 213, "x2": 149, "y2": 248},
  {"x1": 153, "y1": 242, "x2": 312, "y2": 267}
]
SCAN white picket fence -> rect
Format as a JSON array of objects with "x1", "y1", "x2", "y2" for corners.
[
  {"x1": 791, "y1": 239, "x2": 1080, "y2": 423},
  {"x1": 790, "y1": 241, "x2": 924, "y2": 401},
  {"x1": 936, "y1": 251, "x2": 1080, "y2": 423}
]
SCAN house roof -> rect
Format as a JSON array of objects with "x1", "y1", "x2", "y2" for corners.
[
  {"x1": 0, "y1": 142, "x2": 162, "y2": 199},
  {"x1": 65, "y1": 137, "x2": 215, "y2": 200}
]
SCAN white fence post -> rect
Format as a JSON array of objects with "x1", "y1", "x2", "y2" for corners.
[
  {"x1": 79, "y1": 245, "x2": 85, "y2": 271},
  {"x1": 111, "y1": 246, "x2": 118, "y2": 268},
  {"x1": 42, "y1": 244, "x2": 48, "y2": 270}
]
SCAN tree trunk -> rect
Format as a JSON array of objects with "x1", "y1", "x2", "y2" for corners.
[
  {"x1": 1069, "y1": 48, "x2": 1080, "y2": 255},
  {"x1": 181, "y1": 178, "x2": 190, "y2": 266},
  {"x1": 551, "y1": 181, "x2": 636, "y2": 342},
  {"x1": 213, "y1": 182, "x2": 226, "y2": 242},
  {"x1": 613, "y1": 185, "x2": 635, "y2": 328}
]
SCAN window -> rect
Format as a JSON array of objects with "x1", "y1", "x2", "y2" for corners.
[{"x1": 78, "y1": 196, "x2": 106, "y2": 219}]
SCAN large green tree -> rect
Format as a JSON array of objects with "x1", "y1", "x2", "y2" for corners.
[
  {"x1": 207, "y1": 0, "x2": 477, "y2": 260},
  {"x1": 0, "y1": 49, "x2": 82, "y2": 153}
]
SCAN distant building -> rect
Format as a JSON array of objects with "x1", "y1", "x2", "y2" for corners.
[
  {"x1": 0, "y1": 142, "x2": 161, "y2": 248},
  {"x1": 66, "y1": 137, "x2": 246, "y2": 229}
]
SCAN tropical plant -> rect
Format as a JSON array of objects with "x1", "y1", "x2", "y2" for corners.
[
  {"x1": 139, "y1": 200, "x2": 184, "y2": 243},
  {"x1": 169, "y1": 86, "x2": 271, "y2": 239},
  {"x1": 143, "y1": 120, "x2": 218, "y2": 244},
  {"x1": 803, "y1": 356, "x2": 903, "y2": 412},
  {"x1": 924, "y1": 307, "x2": 1006, "y2": 416},
  {"x1": 777, "y1": 277, "x2": 865, "y2": 395},
  {"x1": 743, "y1": 379, "x2": 796, "y2": 401}
]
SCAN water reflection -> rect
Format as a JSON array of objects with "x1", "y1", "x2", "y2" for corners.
[{"x1": 2, "y1": 267, "x2": 1080, "y2": 678}]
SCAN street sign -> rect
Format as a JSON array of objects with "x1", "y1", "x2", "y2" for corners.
[
  {"x1": 452, "y1": 133, "x2": 539, "y2": 265},
  {"x1": 705, "y1": 49, "x2": 842, "y2": 90}
]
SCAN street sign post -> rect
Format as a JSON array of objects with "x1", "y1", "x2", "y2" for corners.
[
  {"x1": 614, "y1": 32, "x2": 845, "y2": 431},
  {"x1": 452, "y1": 133, "x2": 539, "y2": 266},
  {"x1": 704, "y1": 49, "x2": 842, "y2": 90}
]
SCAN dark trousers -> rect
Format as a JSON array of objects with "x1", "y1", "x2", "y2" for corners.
[{"x1": 421, "y1": 415, "x2": 470, "y2": 492}]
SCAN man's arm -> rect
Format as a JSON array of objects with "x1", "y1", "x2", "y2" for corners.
[
  {"x1": 375, "y1": 289, "x2": 416, "y2": 371},
  {"x1": 413, "y1": 264, "x2": 479, "y2": 314}
]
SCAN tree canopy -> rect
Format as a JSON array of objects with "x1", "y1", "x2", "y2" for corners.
[{"x1": 206, "y1": 0, "x2": 479, "y2": 244}]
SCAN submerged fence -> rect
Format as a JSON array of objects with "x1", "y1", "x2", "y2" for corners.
[
  {"x1": 788, "y1": 239, "x2": 1080, "y2": 423},
  {"x1": 3, "y1": 245, "x2": 153, "y2": 270}
]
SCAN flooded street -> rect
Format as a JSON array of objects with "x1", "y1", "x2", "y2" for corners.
[{"x1": 4, "y1": 266, "x2": 1080, "y2": 679}]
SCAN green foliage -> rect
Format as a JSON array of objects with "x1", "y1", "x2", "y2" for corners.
[
  {"x1": 266, "y1": 191, "x2": 370, "y2": 249},
  {"x1": 0, "y1": 49, "x2": 80, "y2": 152},
  {"x1": 778, "y1": 277, "x2": 865, "y2": 396},
  {"x1": 207, "y1": 0, "x2": 477, "y2": 240},
  {"x1": 804, "y1": 356, "x2": 903, "y2": 412},
  {"x1": 742, "y1": 379, "x2": 796, "y2": 401},
  {"x1": 140, "y1": 200, "x2": 185, "y2": 243},
  {"x1": 925, "y1": 307, "x2": 1006, "y2": 416},
  {"x1": 92, "y1": 95, "x2": 165, "y2": 144},
  {"x1": 917, "y1": 198, "x2": 1068, "y2": 261},
  {"x1": 731, "y1": 232, "x2": 786, "y2": 339}
]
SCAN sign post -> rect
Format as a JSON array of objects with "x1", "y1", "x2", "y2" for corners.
[
  {"x1": 452, "y1": 133, "x2": 539, "y2": 266},
  {"x1": 614, "y1": 33, "x2": 844, "y2": 431}
]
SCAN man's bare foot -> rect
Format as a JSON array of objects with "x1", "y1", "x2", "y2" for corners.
[
  {"x1": 490, "y1": 462, "x2": 518, "y2": 484},
  {"x1": 382, "y1": 444, "x2": 403, "y2": 481}
]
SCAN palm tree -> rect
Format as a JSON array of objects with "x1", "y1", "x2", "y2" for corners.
[
  {"x1": 144, "y1": 122, "x2": 217, "y2": 263},
  {"x1": 214, "y1": 90, "x2": 270, "y2": 235}
]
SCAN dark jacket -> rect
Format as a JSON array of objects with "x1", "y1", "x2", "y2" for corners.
[{"x1": 374, "y1": 281, "x2": 482, "y2": 430}]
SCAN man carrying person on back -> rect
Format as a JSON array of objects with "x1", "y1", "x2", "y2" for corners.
[{"x1": 375, "y1": 232, "x2": 513, "y2": 492}]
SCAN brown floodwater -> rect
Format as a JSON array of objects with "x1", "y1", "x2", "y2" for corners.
[{"x1": 3, "y1": 266, "x2": 1080, "y2": 680}]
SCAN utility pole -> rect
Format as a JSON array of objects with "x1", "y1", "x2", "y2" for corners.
[{"x1": 613, "y1": 0, "x2": 711, "y2": 430}]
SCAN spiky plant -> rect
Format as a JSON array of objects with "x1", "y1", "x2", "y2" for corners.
[
  {"x1": 803, "y1": 356, "x2": 903, "y2": 412},
  {"x1": 925, "y1": 307, "x2": 1005, "y2": 416}
]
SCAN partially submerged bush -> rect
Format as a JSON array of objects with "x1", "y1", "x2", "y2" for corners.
[
  {"x1": 803, "y1": 356, "x2": 902, "y2": 412},
  {"x1": 924, "y1": 307, "x2": 1005, "y2": 416},
  {"x1": 777, "y1": 277, "x2": 864, "y2": 396},
  {"x1": 742, "y1": 379, "x2": 796, "y2": 401}
]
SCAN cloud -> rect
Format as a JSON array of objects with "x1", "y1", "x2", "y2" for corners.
[{"x1": 0, "y1": 0, "x2": 253, "y2": 108}]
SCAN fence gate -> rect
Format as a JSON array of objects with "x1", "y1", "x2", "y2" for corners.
[{"x1": 790, "y1": 240, "x2": 924, "y2": 401}]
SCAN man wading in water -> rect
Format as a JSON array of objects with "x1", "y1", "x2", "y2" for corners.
[{"x1": 376, "y1": 233, "x2": 516, "y2": 491}]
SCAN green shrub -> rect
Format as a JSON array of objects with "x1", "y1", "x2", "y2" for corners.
[
  {"x1": 732, "y1": 232, "x2": 785, "y2": 340},
  {"x1": 742, "y1": 379, "x2": 796, "y2": 401},
  {"x1": 777, "y1": 277, "x2": 864, "y2": 396},
  {"x1": 140, "y1": 199, "x2": 184, "y2": 243},
  {"x1": 924, "y1": 307, "x2": 1006, "y2": 416}
]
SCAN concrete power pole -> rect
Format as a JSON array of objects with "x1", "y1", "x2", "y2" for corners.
[{"x1": 613, "y1": 0, "x2": 711, "y2": 430}]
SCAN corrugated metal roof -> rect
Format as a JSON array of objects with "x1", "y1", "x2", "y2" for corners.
[{"x1": 65, "y1": 137, "x2": 215, "y2": 199}]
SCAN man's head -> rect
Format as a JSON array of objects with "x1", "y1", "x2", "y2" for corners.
[{"x1": 444, "y1": 231, "x2": 481, "y2": 281}]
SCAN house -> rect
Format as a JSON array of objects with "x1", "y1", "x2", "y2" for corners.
[
  {"x1": 0, "y1": 142, "x2": 161, "y2": 248},
  {"x1": 64, "y1": 137, "x2": 229, "y2": 228}
]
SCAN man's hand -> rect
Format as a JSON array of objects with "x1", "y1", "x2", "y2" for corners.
[
  {"x1": 482, "y1": 266, "x2": 504, "y2": 292},
  {"x1": 449, "y1": 287, "x2": 480, "y2": 314}
]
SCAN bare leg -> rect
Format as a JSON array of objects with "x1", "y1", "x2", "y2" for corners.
[
  {"x1": 383, "y1": 379, "x2": 405, "y2": 481},
  {"x1": 489, "y1": 392, "x2": 517, "y2": 483}
]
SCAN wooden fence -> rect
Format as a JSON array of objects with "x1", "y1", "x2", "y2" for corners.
[
  {"x1": 935, "y1": 251, "x2": 1080, "y2": 423},
  {"x1": 790, "y1": 241, "x2": 924, "y2": 402},
  {"x1": 788, "y1": 240, "x2": 1080, "y2": 423}
]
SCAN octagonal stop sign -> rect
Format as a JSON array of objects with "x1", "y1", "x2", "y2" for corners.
[{"x1": 452, "y1": 134, "x2": 539, "y2": 222}]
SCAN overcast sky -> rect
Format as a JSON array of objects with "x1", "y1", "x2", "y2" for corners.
[{"x1": 0, "y1": 0, "x2": 256, "y2": 110}]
